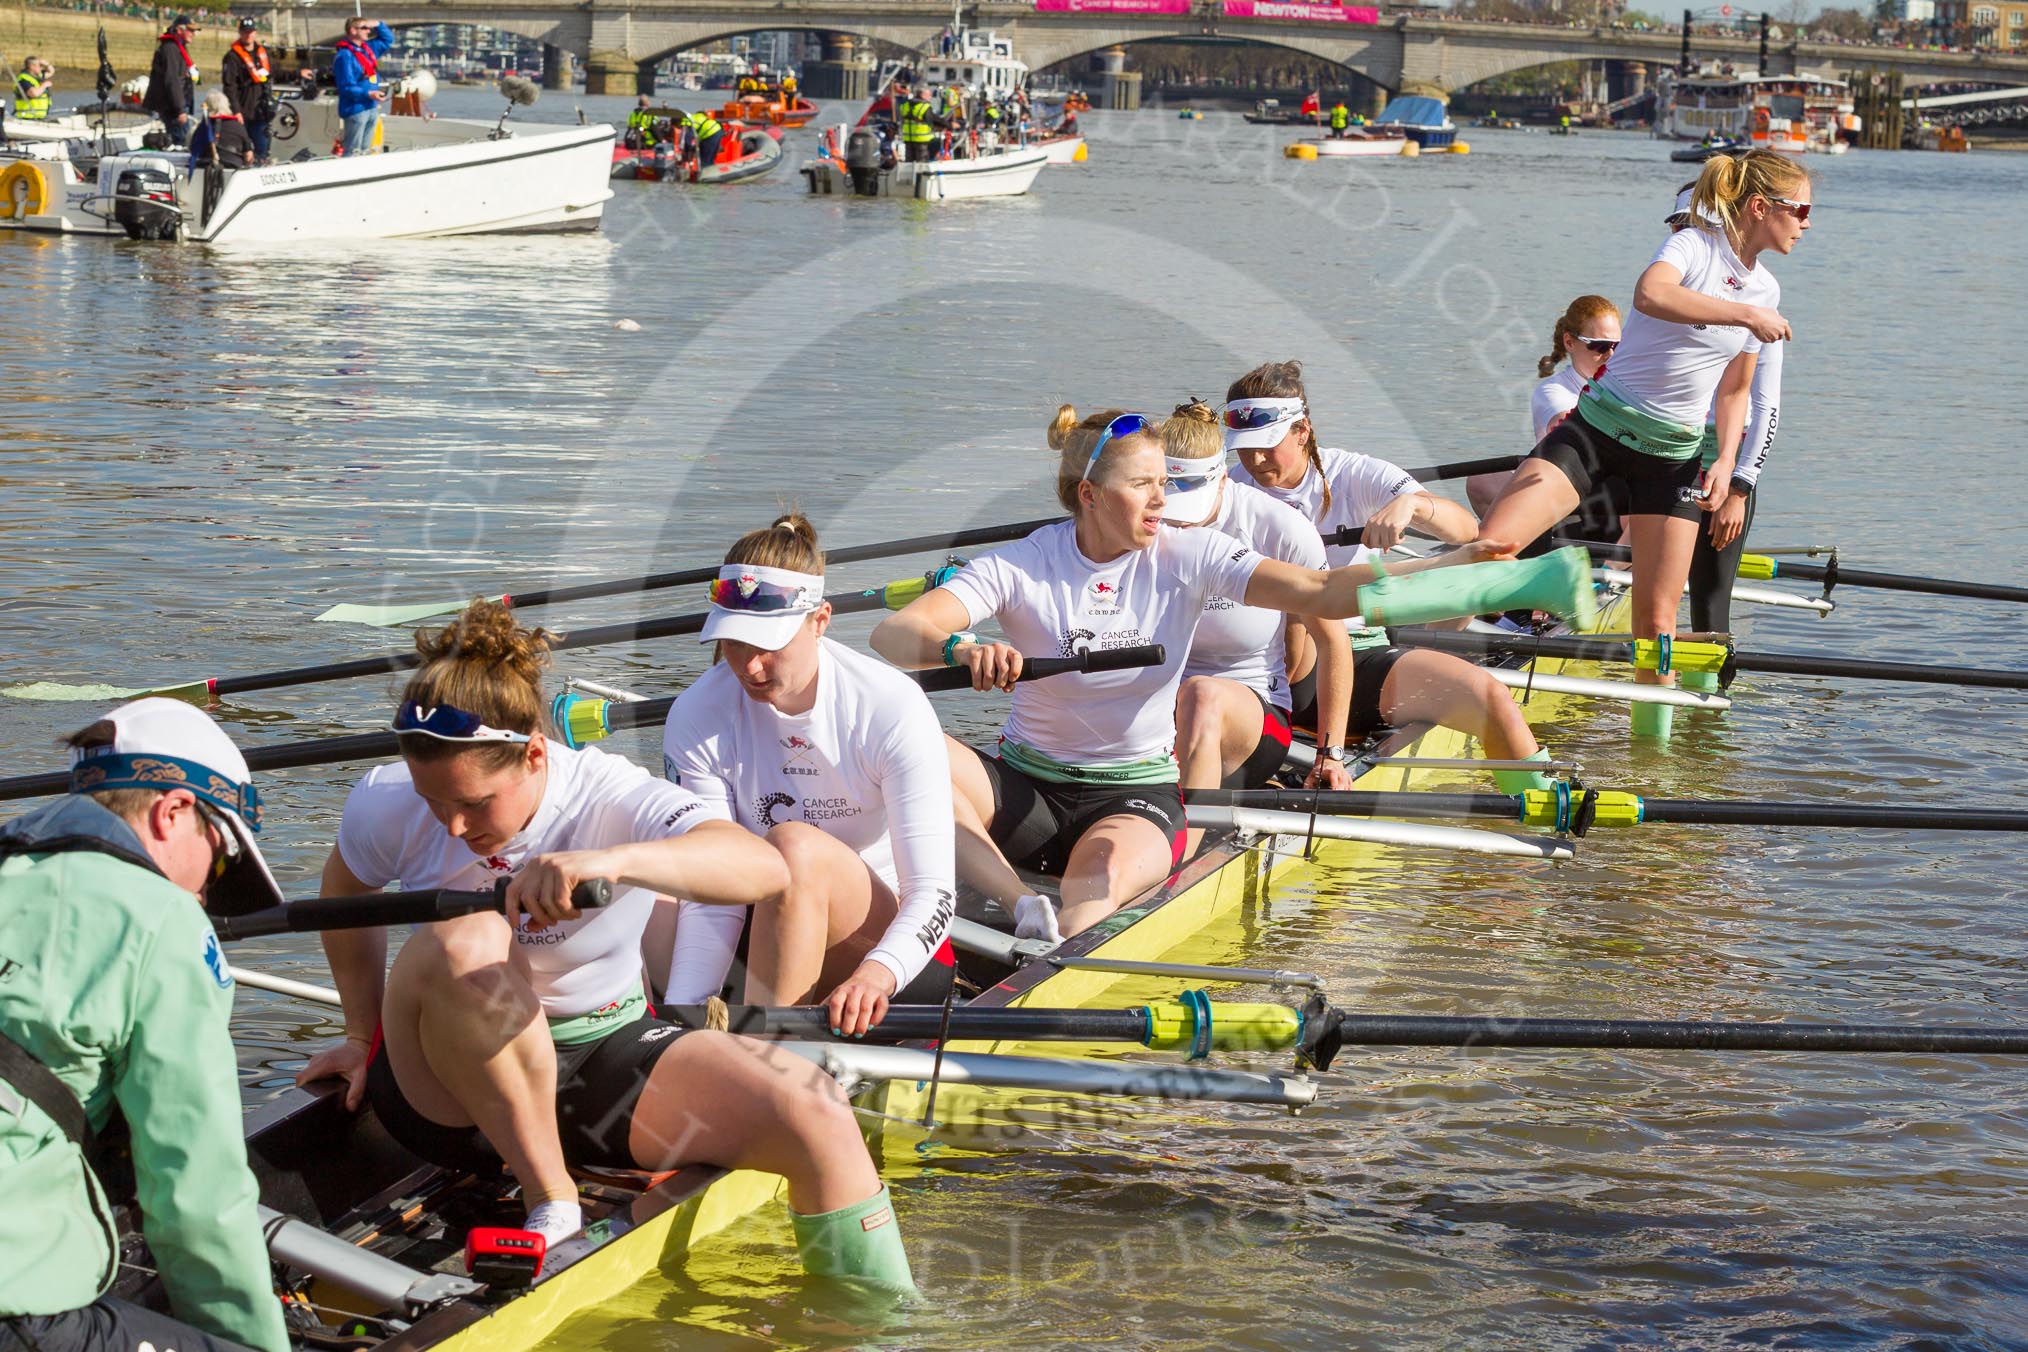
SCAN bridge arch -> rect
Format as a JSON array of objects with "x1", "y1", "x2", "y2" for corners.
[
  {"x1": 1023, "y1": 30, "x2": 1398, "y2": 96},
  {"x1": 298, "y1": 17, "x2": 585, "y2": 53}
]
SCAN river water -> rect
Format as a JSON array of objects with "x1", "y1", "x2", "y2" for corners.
[{"x1": 4, "y1": 91, "x2": 2027, "y2": 1347}]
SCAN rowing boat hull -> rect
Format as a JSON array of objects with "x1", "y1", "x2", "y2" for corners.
[{"x1": 158, "y1": 589, "x2": 1634, "y2": 1350}]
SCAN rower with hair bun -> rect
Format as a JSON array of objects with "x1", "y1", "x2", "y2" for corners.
[
  {"x1": 297, "y1": 600, "x2": 914, "y2": 1290},
  {"x1": 1473, "y1": 149, "x2": 1810, "y2": 738},
  {"x1": 874, "y1": 402, "x2": 1594, "y2": 943},
  {"x1": 659, "y1": 512, "x2": 959, "y2": 1039}
]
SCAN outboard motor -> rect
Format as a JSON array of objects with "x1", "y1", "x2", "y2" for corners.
[
  {"x1": 845, "y1": 127, "x2": 882, "y2": 195},
  {"x1": 112, "y1": 161, "x2": 179, "y2": 239}
]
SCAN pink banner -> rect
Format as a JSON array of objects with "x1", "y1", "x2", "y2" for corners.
[
  {"x1": 1035, "y1": 0, "x2": 1191, "y2": 12},
  {"x1": 1221, "y1": 1, "x2": 1381, "y2": 20}
]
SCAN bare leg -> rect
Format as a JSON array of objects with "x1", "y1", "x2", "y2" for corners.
[
  {"x1": 1465, "y1": 469, "x2": 1515, "y2": 518},
  {"x1": 382, "y1": 912, "x2": 576, "y2": 1206},
  {"x1": 627, "y1": 1030, "x2": 878, "y2": 1214},
  {"x1": 945, "y1": 733, "x2": 1028, "y2": 907},
  {"x1": 1627, "y1": 513, "x2": 1699, "y2": 686},
  {"x1": 1379, "y1": 650, "x2": 1540, "y2": 759},
  {"x1": 745, "y1": 823, "x2": 897, "y2": 1005},
  {"x1": 1055, "y1": 814, "x2": 1176, "y2": 939},
  {"x1": 1175, "y1": 674, "x2": 1274, "y2": 856},
  {"x1": 1477, "y1": 459, "x2": 1582, "y2": 551}
]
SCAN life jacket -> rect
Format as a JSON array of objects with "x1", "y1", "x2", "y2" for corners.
[
  {"x1": 899, "y1": 98, "x2": 935, "y2": 143},
  {"x1": 13, "y1": 71, "x2": 50, "y2": 120},
  {"x1": 337, "y1": 37, "x2": 380, "y2": 85},
  {"x1": 232, "y1": 40, "x2": 271, "y2": 84}
]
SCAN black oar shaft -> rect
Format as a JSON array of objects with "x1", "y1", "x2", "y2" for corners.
[
  {"x1": 501, "y1": 517, "x2": 1062, "y2": 612},
  {"x1": 214, "y1": 879, "x2": 611, "y2": 941},
  {"x1": 912, "y1": 643, "x2": 1166, "y2": 694},
  {"x1": 1389, "y1": 626, "x2": 2028, "y2": 691},
  {"x1": 1330, "y1": 1013, "x2": 2028, "y2": 1056},
  {"x1": 1553, "y1": 536, "x2": 2028, "y2": 605},
  {"x1": 1635, "y1": 799, "x2": 2028, "y2": 831}
]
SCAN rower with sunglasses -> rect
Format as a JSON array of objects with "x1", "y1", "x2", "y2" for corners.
[
  {"x1": 1474, "y1": 149, "x2": 1809, "y2": 739},
  {"x1": 659, "y1": 513, "x2": 958, "y2": 1040},
  {"x1": 1159, "y1": 398, "x2": 1356, "y2": 798},
  {"x1": 1224, "y1": 360, "x2": 1575, "y2": 795},
  {"x1": 297, "y1": 601, "x2": 915, "y2": 1290},
  {"x1": 1, "y1": 699, "x2": 289, "y2": 1352},
  {"x1": 872, "y1": 404, "x2": 1593, "y2": 943}
]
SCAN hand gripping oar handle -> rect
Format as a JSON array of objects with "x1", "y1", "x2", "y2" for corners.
[
  {"x1": 214, "y1": 878, "x2": 613, "y2": 942},
  {"x1": 912, "y1": 643, "x2": 1167, "y2": 694}
]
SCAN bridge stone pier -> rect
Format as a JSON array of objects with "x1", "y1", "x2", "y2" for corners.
[{"x1": 264, "y1": 1, "x2": 2028, "y2": 101}]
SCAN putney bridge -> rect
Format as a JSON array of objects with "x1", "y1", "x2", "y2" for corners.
[{"x1": 265, "y1": 2, "x2": 2028, "y2": 100}]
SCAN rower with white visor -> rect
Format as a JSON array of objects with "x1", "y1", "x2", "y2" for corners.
[{"x1": 660, "y1": 513, "x2": 958, "y2": 1038}]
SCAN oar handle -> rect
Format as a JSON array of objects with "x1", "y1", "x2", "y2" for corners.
[
  {"x1": 912, "y1": 643, "x2": 1167, "y2": 694},
  {"x1": 1396, "y1": 453, "x2": 1522, "y2": 483},
  {"x1": 214, "y1": 878, "x2": 613, "y2": 942}
]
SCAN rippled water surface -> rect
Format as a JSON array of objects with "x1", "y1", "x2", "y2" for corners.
[{"x1": 4, "y1": 93, "x2": 2027, "y2": 1348}]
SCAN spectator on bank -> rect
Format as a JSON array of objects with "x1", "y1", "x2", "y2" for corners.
[
  {"x1": 334, "y1": 15, "x2": 392, "y2": 156},
  {"x1": 222, "y1": 17, "x2": 275, "y2": 163},
  {"x1": 144, "y1": 14, "x2": 201, "y2": 145}
]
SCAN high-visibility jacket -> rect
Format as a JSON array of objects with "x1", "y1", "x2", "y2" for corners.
[
  {"x1": 13, "y1": 71, "x2": 50, "y2": 120},
  {"x1": 683, "y1": 111, "x2": 722, "y2": 140},
  {"x1": 1330, "y1": 104, "x2": 1349, "y2": 131},
  {"x1": 627, "y1": 108, "x2": 657, "y2": 144},
  {"x1": 898, "y1": 98, "x2": 934, "y2": 143}
]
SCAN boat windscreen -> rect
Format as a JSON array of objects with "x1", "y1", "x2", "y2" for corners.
[{"x1": 1374, "y1": 95, "x2": 1447, "y2": 126}]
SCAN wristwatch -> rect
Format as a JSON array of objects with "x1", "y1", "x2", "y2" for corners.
[
  {"x1": 941, "y1": 631, "x2": 979, "y2": 666},
  {"x1": 1729, "y1": 476, "x2": 1755, "y2": 500},
  {"x1": 1317, "y1": 746, "x2": 1345, "y2": 763}
]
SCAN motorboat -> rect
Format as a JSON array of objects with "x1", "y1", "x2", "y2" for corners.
[
  {"x1": 693, "y1": 125, "x2": 784, "y2": 183},
  {"x1": 1369, "y1": 95, "x2": 1457, "y2": 149},
  {"x1": 3, "y1": 106, "x2": 157, "y2": 151},
  {"x1": 1, "y1": 81, "x2": 615, "y2": 240},
  {"x1": 711, "y1": 89, "x2": 818, "y2": 128},
  {"x1": 1653, "y1": 66, "x2": 1857, "y2": 155},
  {"x1": 804, "y1": 123, "x2": 1047, "y2": 200},
  {"x1": 1035, "y1": 129, "x2": 1086, "y2": 164},
  {"x1": 1670, "y1": 133, "x2": 1750, "y2": 163},
  {"x1": 612, "y1": 116, "x2": 783, "y2": 183}
]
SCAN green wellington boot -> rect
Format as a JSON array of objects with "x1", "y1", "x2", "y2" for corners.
[
  {"x1": 1491, "y1": 748, "x2": 1555, "y2": 795},
  {"x1": 791, "y1": 1185, "x2": 917, "y2": 1294},
  {"x1": 1631, "y1": 699, "x2": 1675, "y2": 741},
  {"x1": 1678, "y1": 669, "x2": 1722, "y2": 695},
  {"x1": 1358, "y1": 546, "x2": 1597, "y2": 632}
]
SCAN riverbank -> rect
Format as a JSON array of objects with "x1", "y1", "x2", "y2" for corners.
[{"x1": 2, "y1": 6, "x2": 232, "y2": 92}]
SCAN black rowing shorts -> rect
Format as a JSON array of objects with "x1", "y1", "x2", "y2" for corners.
[{"x1": 1529, "y1": 407, "x2": 1704, "y2": 522}]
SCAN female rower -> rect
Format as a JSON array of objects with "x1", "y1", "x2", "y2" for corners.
[
  {"x1": 1225, "y1": 361, "x2": 1566, "y2": 792},
  {"x1": 659, "y1": 513, "x2": 956, "y2": 1038},
  {"x1": 1161, "y1": 399, "x2": 1356, "y2": 794},
  {"x1": 1663, "y1": 185, "x2": 1785, "y2": 641},
  {"x1": 297, "y1": 602, "x2": 912, "y2": 1288},
  {"x1": 1475, "y1": 151, "x2": 1808, "y2": 737},
  {"x1": 1465, "y1": 294, "x2": 1624, "y2": 518},
  {"x1": 871, "y1": 405, "x2": 1593, "y2": 942}
]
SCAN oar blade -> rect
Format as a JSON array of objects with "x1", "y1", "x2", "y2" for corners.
[
  {"x1": 312, "y1": 595, "x2": 499, "y2": 627},
  {"x1": 0, "y1": 678, "x2": 211, "y2": 704},
  {"x1": 1194, "y1": 804, "x2": 1574, "y2": 860}
]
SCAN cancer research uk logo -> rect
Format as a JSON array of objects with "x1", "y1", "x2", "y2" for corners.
[
  {"x1": 755, "y1": 791, "x2": 797, "y2": 828},
  {"x1": 1059, "y1": 628, "x2": 1097, "y2": 658}
]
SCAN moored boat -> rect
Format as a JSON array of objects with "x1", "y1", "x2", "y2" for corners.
[
  {"x1": 1652, "y1": 66, "x2": 1856, "y2": 155},
  {"x1": 712, "y1": 90, "x2": 818, "y2": 128},
  {"x1": 804, "y1": 125, "x2": 1048, "y2": 201},
  {"x1": 1289, "y1": 128, "x2": 1409, "y2": 157},
  {"x1": 1036, "y1": 129, "x2": 1087, "y2": 164}
]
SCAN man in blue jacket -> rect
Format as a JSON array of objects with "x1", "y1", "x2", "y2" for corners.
[{"x1": 333, "y1": 15, "x2": 392, "y2": 155}]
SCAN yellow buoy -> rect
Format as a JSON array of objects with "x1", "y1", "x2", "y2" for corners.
[
  {"x1": 1072, "y1": 142, "x2": 1088, "y2": 162},
  {"x1": 1449, "y1": 141, "x2": 1471, "y2": 154},
  {"x1": 1285, "y1": 143, "x2": 1318, "y2": 160},
  {"x1": 1399, "y1": 140, "x2": 1420, "y2": 158}
]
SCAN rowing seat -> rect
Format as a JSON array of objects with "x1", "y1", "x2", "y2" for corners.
[{"x1": 570, "y1": 1163, "x2": 678, "y2": 1198}]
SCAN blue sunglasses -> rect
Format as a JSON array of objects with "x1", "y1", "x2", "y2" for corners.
[{"x1": 1081, "y1": 413, "x2": 1154, "y2": 482}]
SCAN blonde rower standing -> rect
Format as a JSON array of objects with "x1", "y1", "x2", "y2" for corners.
[
  {"x1": 660, "y1": 514, "x2": 957, "y2": 1038},
  {"x1": 297, "y1": 602, "x2": 912, "y2": 1288},
  {"x1": 872, "y1": 406, "x2": 1593, "y2": 942},
  {"x1": 1226, "y1": 361, "x2": 1571, "y2": 793},
  {"x1": 1475, "y1": 151, "x2": 1809, "y2": 738}
]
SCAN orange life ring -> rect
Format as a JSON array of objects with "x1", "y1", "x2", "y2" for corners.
[{"x1": 0, "y1": 160, "x2": 50, "y2": 222}]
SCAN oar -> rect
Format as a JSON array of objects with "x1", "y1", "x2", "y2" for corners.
[
  {"x1": 1560, "y1": 536, "x2": 2028, "y2": 605},
  {"x1": 1388, "y1": 626, "x2": 2028, "y2": 692},
  {"x1": 549, "y1": 644, "x2": 1168, "y2": 747},
  {"x1": 228, "y1": 967, "x2": 343, "y2": 1006},
  {"x1": 311, "y1": 516, "x2": 1059, "y2": 628},
  {"x1": 1187, "y1": 787, "x2": 2028, "y2": 835},
  {"x1": 314, "y1": 457, "x2": 1519, "y2": 628},
  {"x1": 779, "y1": 1041, "x2": 1317, "y2": 1109},
  {"x1": 2, "y1": 570, "x2": 952, "y2": 704},
  {"x1": 1184, "y1": 803, "x2": 1574, "y2": 860},
  {"x1": 0, "y1": 647, "x2": 1173, "y2": 803},
  {"x1": 212, "y1": 879, "x2": 612, "y2": 941},
  {"x1": 674, "y1": 998, "x2": 2028, "y2": 1065}
]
